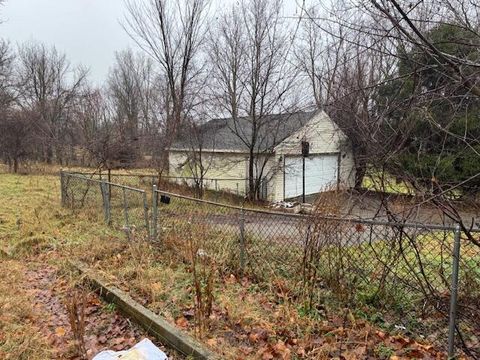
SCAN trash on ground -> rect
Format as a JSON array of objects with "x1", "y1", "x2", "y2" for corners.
[
  {"x1": 270, "y1": 201, "x2": 297, "y2": 209},
  {"x1": 92, "y1": 338, "x2": 168, "y2": 360}
]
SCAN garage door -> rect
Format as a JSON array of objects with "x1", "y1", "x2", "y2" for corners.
[{"x1": 284, "y1": 154, "x2": 338, "y2": 199}]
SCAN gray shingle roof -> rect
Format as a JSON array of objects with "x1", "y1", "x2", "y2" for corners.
[{"x1": 171, "y1": 111, "x2": 317, "y2": 153}]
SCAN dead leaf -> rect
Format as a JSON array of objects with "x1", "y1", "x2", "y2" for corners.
[
  {"x1": 98, "y1": 335, "x2": 107, "y2": 344},
  {"x1": 182, "y1": 308, "x2": 195, "y2": 319},
  {"x1": 262, "y1": 351, "x2": 274, "y2": 360},
  {"x1": 175, "y1": 316, "x2": 188, "y2": 329},
  {"x1": 355, "y1": 223, "x2": 365, "y2": 232},
  {"x1": 257, "y1": 345, "x2": 274, "y2": 360},
  {"x1": 151, "y1": 282, "x2": 162, "y2": 293},
  {"x1": 343, "y1": 346, "x2": 366, "y2": 360},
  {"x1": 296, "y1": 347, "x2": 306, "y2": 356},
  {"x1": 273, "y1": 340, "x2": 291, "y2": 359},
  {"x1": 239, "y1": 345, "x2": 254, "y2": 355},
  {"x1": 249, "y1": 332, "x2": 260, "y2": 343},
  {"x1": 206, "y1": 338, "x2": 217, "y2": 347},
  {"x1": 112, "y1": 337, "x2": 124, "y2": 346},
  {"x1": 55, "y1": 326, "x2": 66, "y2": 337}
]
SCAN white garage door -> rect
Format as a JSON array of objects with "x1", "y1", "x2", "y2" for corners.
[{"x1": 284, "y1": 154, "x2": 338, "y2": 199}]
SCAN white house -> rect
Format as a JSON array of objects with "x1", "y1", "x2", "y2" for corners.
[{"x1": 168, "y1": 110, "x2": 356, "y2": 202}]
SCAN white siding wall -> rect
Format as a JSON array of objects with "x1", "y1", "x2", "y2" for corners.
[
  {"x1": 272, "y1": 111, "x2": 356, "y2": 201},
  {"x1": 339, "y1": 151, "x2": 356, "y2": 189},
  {"x1": 168, "y1": 150, "x2": 281, "y2": 200},
  {"x1": 168, "y1": 151, "x2": 249, "y2": 195},
  {"x1": 254, "y1": 155, "x2": 281, "y2": 201}
]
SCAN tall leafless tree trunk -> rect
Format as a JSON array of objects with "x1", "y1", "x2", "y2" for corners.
[
  {"x1": 123, "y1": 0, "x2": 210, "y2": 171},
  {"x1": 296, "y1": 3, "x2": 397, "y2": 189},
  {"x1": 180, "y1": 117, "x2": 216, "y2": 198},
  {"x1": 209, "y1": 0, "x2": 299, "y2": 200},
  {"x1": 107, "y1": 49, "x2": 161, "y2": 167}
]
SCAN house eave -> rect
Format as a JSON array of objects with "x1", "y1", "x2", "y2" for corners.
[{"x1": 167, "y1": 147, "x2": 275, "y2": 155}]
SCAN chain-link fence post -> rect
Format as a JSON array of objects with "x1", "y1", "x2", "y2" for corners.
[
  {"x1": 143, "y1": 191, "x2": 149, "y2": 235},
  {"x1": 100, "y1": 181, "x2": 111, "y2": 225},
  {"x1": 239, "y1": 207, "x2": 246, "y2": 272},
  {"x1": 152, "y1": 185, "x2": 158, "y2": 241},
  {"x1": 447, "y1": 223, "x2": 462, "y2": 358},
  {"x1": 214, "y1": 179, "x2": 219, "y2": 202},
  {"x1": 60, "y1": 171, "x2": 66, "y2": 207},
  {"x1": 123, "y1": 187, "x2": 130, "y2": 232}
]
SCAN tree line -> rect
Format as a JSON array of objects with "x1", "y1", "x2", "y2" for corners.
[
  {"x1": 0, "y1": 0, "x2": 479, "y2": 204},
  {"x1": 0, "y1": 42, "x2": 164, "y2": 172}
]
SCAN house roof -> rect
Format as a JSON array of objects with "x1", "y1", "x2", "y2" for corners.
[{"x1": 170, "y1": 111, "x2": 318, "y2": 153}]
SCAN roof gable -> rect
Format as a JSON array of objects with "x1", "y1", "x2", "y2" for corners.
[{"x1": 275, "y1": 110, "x2": 349, "y2": 154}]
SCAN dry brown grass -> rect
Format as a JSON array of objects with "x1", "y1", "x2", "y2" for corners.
[
  {"x1": 0, "y1": 260, "x2": 53, "y2": 360},
  {"x1": 0, "y1": 172, "x2": 451, "y2": 359},
  {"x1": 0, "y1": 173, "x2": 187, "y2": 359}
]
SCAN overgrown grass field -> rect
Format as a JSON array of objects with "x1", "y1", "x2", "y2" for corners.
[{"x1": 0, "y1": 172, "x2": 467, "y2": 359}]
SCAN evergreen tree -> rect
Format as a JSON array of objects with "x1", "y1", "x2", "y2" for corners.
[{"x1": 378, "y1": 23, "x2": 480, "y2": 194}]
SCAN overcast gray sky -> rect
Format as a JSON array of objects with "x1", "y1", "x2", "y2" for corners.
[
  {"x1": 1, "y1": 0, "x2": 138, "y2": 85},
  {"x1": 0, "y1": 0, "x2": 305, "y2": 85}
]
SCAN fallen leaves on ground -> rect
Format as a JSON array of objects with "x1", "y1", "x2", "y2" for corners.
[
  {"x1": 13, "y1": 263, "x2": 181, "y2": 359},
  {"x1": 99, "y1": 253, "x2": 454, "y2": 360},
  {"x1": 175, "y1": 275, "x2": 451, "y2": 360},
  {"x1": 175, "y1": 316, "x2": 189, "y2": 329}
]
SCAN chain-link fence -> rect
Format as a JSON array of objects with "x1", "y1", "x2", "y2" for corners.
[
  {"x1": 68, "y1": 171, "x2": 249, "y2": 203},
  {"x1": 61, "y1": 172, "x2": 149, "y2": 236},
  {"x1": 61, "y1": 171, "x2": 480, "y2": 358},
  {"x1": 151, "y1": 189, "x2": 480, "y2": 358}
]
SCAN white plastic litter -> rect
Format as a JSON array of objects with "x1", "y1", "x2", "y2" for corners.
[
  {"x1": 270, "y1": 201, "x2": 296, "y2": 209},
  {"x1": 92, "y1": 338, "x2": 168, "y2": 360}
]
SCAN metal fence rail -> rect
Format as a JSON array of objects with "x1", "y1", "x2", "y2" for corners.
[
  {"x1": 61, "y1": 172, "x2": 149, "y2": 235},
  {"x1": 69, "y1": 170, "x2": 251, "y2": 202},
  {"x1": 61, "y1": 171, "x2": 480, "y2": 358},
  {"x1": 151, "y1": 189, "x2": 480, "y2": 358}
]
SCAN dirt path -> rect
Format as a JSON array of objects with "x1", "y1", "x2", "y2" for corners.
[{"x1": 1, "y1": 259, "x2": 182, "y2": 359}]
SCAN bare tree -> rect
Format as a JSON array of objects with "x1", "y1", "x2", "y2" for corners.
[
  {"x1": 365, "y1": 0, "x2": 480, "y2": 96},
  {"x1": 0, "y1": 40, "x2": 13, "y2": 108},
  {"x1": 177, "y1": 117, "x2": 216, "y2": 198},
  {"x1": 75, "y1": 88, "x2": 110, "y2": 168},
  {"x1": 0, "y1": 40, "x2": 24, "y2": 171},
  {"x1": 209, "y1": 0, "x2": 300, "y2": 200},
  {"x1": 294, "y1": 6, "x2": 338, "y2": 109},
  {"x1": 123, "y1": 0, "x2": 210, "y2": 170},
  {"x1": 15, "y1": 42, "x2": 88, "y2": 164},
  {"x1": 299, "y1": 3, "x2": 480, "y2": 356},
  {"x1": 0, "y1": 109, "x2": 37, "y2": 172},
  {"x1": 107, "y1": 49, "x2": 161, "y2": 167},
  {"x1": 299, "y1": 0, "x2": 480, "y2": 228},
  {"x1": 74, "y1": 84, "x2": 141, "y2": 175},
  {"x1": 354, "y1": 0, "x2": 480, "y2": 249},
  {"x1": 296, "y1": 3, "x2": 398, "y2": 189}
]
